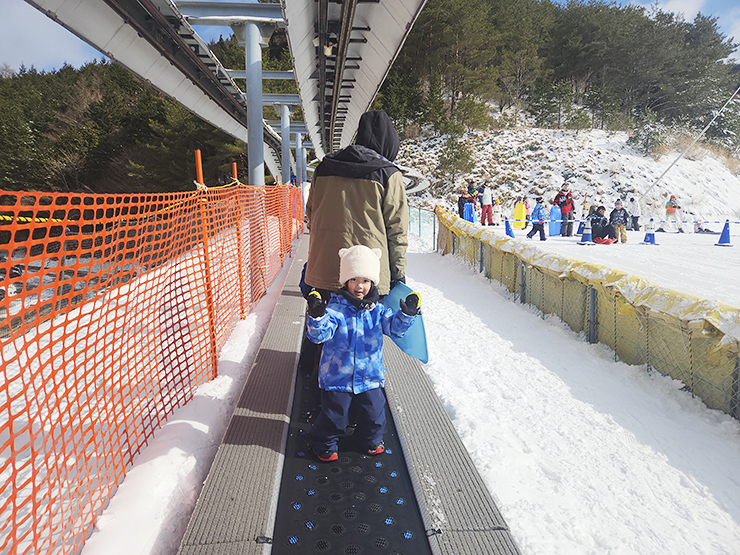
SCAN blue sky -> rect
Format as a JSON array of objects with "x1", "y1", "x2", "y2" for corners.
[{"x1": 0, "y1": 0, "x2": 738, "y2": 74}]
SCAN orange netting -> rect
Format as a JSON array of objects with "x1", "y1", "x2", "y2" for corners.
[{"x1": 0, "y1": 183, "x2": 304, "y2": 554}]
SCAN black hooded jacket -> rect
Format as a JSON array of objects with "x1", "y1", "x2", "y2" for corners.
[
  {"x1": 305, "y1": 110, "x2": 409, "y2": 295},
  {"x1": 314, "y1": 110, "x2": 401, "y2": 184}
]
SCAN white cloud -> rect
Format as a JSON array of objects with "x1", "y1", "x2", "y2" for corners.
[
  {"x1": 0, "y1": 0, "x2": 102, "y2": 73},
  {"x1": 659, "y1": 0, "x2": 705, "y2": 19}
]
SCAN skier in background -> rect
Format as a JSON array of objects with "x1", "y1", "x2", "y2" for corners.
[
  {"x1": 480, "y1": 180, "x2": 494, "y2": 225},
  {"x1": 627, "y1": 196, "x2": 641, "y2": 231},
  {"x1": 462, "y1": 181, "x2": 478, "y2": 222},
  {"x1": 492, "y1": 199, "x2": 502, "y2": 226},
  {"x1": 554, "y1": 182, "x2": 575, "y2": 236},
  {"x1": 591, "y1": 206, "x2": 617, "y2": 244},
  {"x1": 657, "y1": 194, "x2": 683, "y2": 232}
]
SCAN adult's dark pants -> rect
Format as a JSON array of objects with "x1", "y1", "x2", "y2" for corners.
[
  {"x1": 561, "y1": 211, "x2": 575, "y2": 236},
  {"x1": 631, "y1": 216, "x2": 640, "y2": 231},
  {"x1": 592, "y1": 224, "x2": 616, "y2": 239},
  {"x1": 309, "y1": 388, "x2": 386, "y2": 452}
]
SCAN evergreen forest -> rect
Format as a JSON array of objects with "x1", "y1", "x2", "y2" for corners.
[{"x1": 1, "y1": 0, "x2": 738, "y2": 193}]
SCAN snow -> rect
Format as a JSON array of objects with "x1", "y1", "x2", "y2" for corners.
[
  {"x1": 398, "y1": 127, "x2": 740, "y2": 226},
  {"x1": 80, "y1": 130, "x2": 740, "y2": 555},
  {"x1": 517, "y1": 231, "x2": 740, "y2": 309}
]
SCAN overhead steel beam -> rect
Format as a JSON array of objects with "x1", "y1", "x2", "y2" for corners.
[
  {"x1": 281, "y1": 0, "x2": 429, "y2": 157},
  {"x1": 175, "y1": 1, "x2": 283, "y2": 21},
  {"x1": 262, "y1": 93, "x2": 302, "y2": 105},
  {"x1": 266, "y1": 121, "x2": 309, "y2": 133},
  {"x1": 226, "y1": 70, "x2": 295, "y2": 80},
  {"x1": 318, "y1": 0, "x2": 329, "y2": 154}
]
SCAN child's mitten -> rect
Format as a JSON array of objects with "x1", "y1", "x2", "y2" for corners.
[
  {"x1": 400, "y1": 292, "x2": 421, "y2": 316},
  {"x1": 307, "y1": 290, "x2": 327, "y2": 318}
]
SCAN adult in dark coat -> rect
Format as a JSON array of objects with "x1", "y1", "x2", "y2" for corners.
[
  {"x1": 591, "y1": 206, "x2": 617, "y2": 241},
  {"x1": 554, "y1": 182, "x2": 575, "y2": 236},
  {"x1": 305, "y1": 110, "x2": 408, "y2": 297}
]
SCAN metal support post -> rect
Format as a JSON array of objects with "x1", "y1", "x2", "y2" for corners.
[
  {"x1": 520, "y1": 261, "x2": 526, "y2": 304},
  {"x1": 280, "y1": 104, "x2": 291, "y2": 186},
  {"x1": 431, "y1": 217, "x2": 435, "y2": 249},
  {"x1": 244, "y1": 21, "x2": 265, "y2": 186},
  {"x1": 301, "y1": 139, "x2": 307, "y2": 183},
  {"x1": 298, "y1": 132, "x2": 305, "y2": 184},
  {"x1": 296, "y1": 132, "x2": 307, "y2": 191},
  {"x1": 588, "y1": 286, "x2": 598, "y2": 344},
  {"x1": 731, "y1": 353, "x2": 740, "y2": 420}
]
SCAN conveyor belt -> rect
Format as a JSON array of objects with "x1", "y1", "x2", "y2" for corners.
[
  {"x1": 178, "y1": 231, "x2": 522, "y2": 555},
  {"x1": 271, "y1": 359, "x2": 433, "y2": 554}
]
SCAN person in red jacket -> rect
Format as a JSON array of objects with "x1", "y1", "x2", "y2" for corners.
[{"x1": 554, "y1": 182, "x2": 575, "y2": 236}]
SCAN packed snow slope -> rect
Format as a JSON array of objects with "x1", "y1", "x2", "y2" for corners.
[
  {"x1": 397, "y1": 127, "x2": 740, "y2": 226},
  {"x1": 405, "y1": 235, "x2": 740, "y2": 555}
]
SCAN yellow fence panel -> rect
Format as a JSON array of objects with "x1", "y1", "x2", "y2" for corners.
[{"x1": 434, "y1": 206, "x2": 740, "y2": 422}]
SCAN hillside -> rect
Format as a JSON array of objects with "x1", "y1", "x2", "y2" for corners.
[{"x1": 397, "y1": 128, "x2": 740, "y2": 226}]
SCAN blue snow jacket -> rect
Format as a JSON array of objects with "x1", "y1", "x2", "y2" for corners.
[
  {"x1": 531, "y1": 203, "x2": 546, "y2": 223},
  {"x1": 306, "y1": 289, "x2": 416, "y2": 394}
]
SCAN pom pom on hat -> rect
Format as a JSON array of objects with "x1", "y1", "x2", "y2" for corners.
[{"x1": 338, "y1": 245, "x2": 382, "y2": 285}]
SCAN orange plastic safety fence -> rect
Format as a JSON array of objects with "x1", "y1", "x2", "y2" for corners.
[{"x1": 0, "y1": 184, "x2": 304, "y2": 554}]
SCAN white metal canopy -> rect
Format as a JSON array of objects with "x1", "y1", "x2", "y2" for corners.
[{"x1": 281, "y1": 0, "x2": 428, "y2": 158}]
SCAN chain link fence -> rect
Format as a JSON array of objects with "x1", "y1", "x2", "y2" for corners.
[{"x1": 412, "y1": 205, "x2": 740, "y2": 420}]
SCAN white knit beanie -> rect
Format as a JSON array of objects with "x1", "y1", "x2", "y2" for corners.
[{"x1": 338, "y1": 245, "x2": 382, "y2": 285}]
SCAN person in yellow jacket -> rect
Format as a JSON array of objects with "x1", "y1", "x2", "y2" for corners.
[{"x1": 304, "y1": 110, "x2": 409, "y2": 297}]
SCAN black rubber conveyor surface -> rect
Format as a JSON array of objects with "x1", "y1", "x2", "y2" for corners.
[{"x1": 271, "y1": 357, "x2": 432, "y2": 555}]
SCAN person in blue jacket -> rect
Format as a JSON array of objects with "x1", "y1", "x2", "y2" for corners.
[
  {"x1": 305, "y1": 245, "x2": 421, "y2": 462},
  {"x1": 526, "y1": 197, "x2": 547, "y2": 241}
]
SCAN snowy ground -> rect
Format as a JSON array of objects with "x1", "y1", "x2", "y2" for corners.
[
  {"x1": 80, "y1": 229, "x2": 740, "y2": 555},
  {"x1": 500, "y1": 226, "x2": 740, "y2": 309}
]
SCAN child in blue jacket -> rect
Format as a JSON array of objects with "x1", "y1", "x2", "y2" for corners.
[
  {"x1": 526, "y1": 197, "x2": 547, "y2": 241},
  {"x1": 305, "y1": 245, "x2": 420, "y2": 462}
]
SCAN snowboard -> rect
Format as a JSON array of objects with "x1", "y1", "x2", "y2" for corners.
[
  {"x1": 382, "y1": 282, "x2": 429, "y2": 363},
  {"x1": 513, "y1": 202, "x2": 527, "y2": 229},
  {"x1": 593, "y1": 236, "x2": 616, "y2": 244},
  {"x1": 549, "y1": 205, "x2": 562, "y2": 236}
]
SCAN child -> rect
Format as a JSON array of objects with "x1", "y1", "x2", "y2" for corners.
[
  {"x1": 591, "y1": 205, "x2": 617, "y2": 243},
  {"x1": 658, "y1": 194, "x2": 683, "y2": 232},
  {"x1": 305, "y1": 245, "x2": 421, "y2": 462},
  {"x1": 526, "y1": 197, "x2": 547, "y2": 241},
  {"x1": 492, "y1": 199, "x2": 502, "y2": 226},
  {"x1": 609, "y1": 199, "x2": 629, "y2": 243}
]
